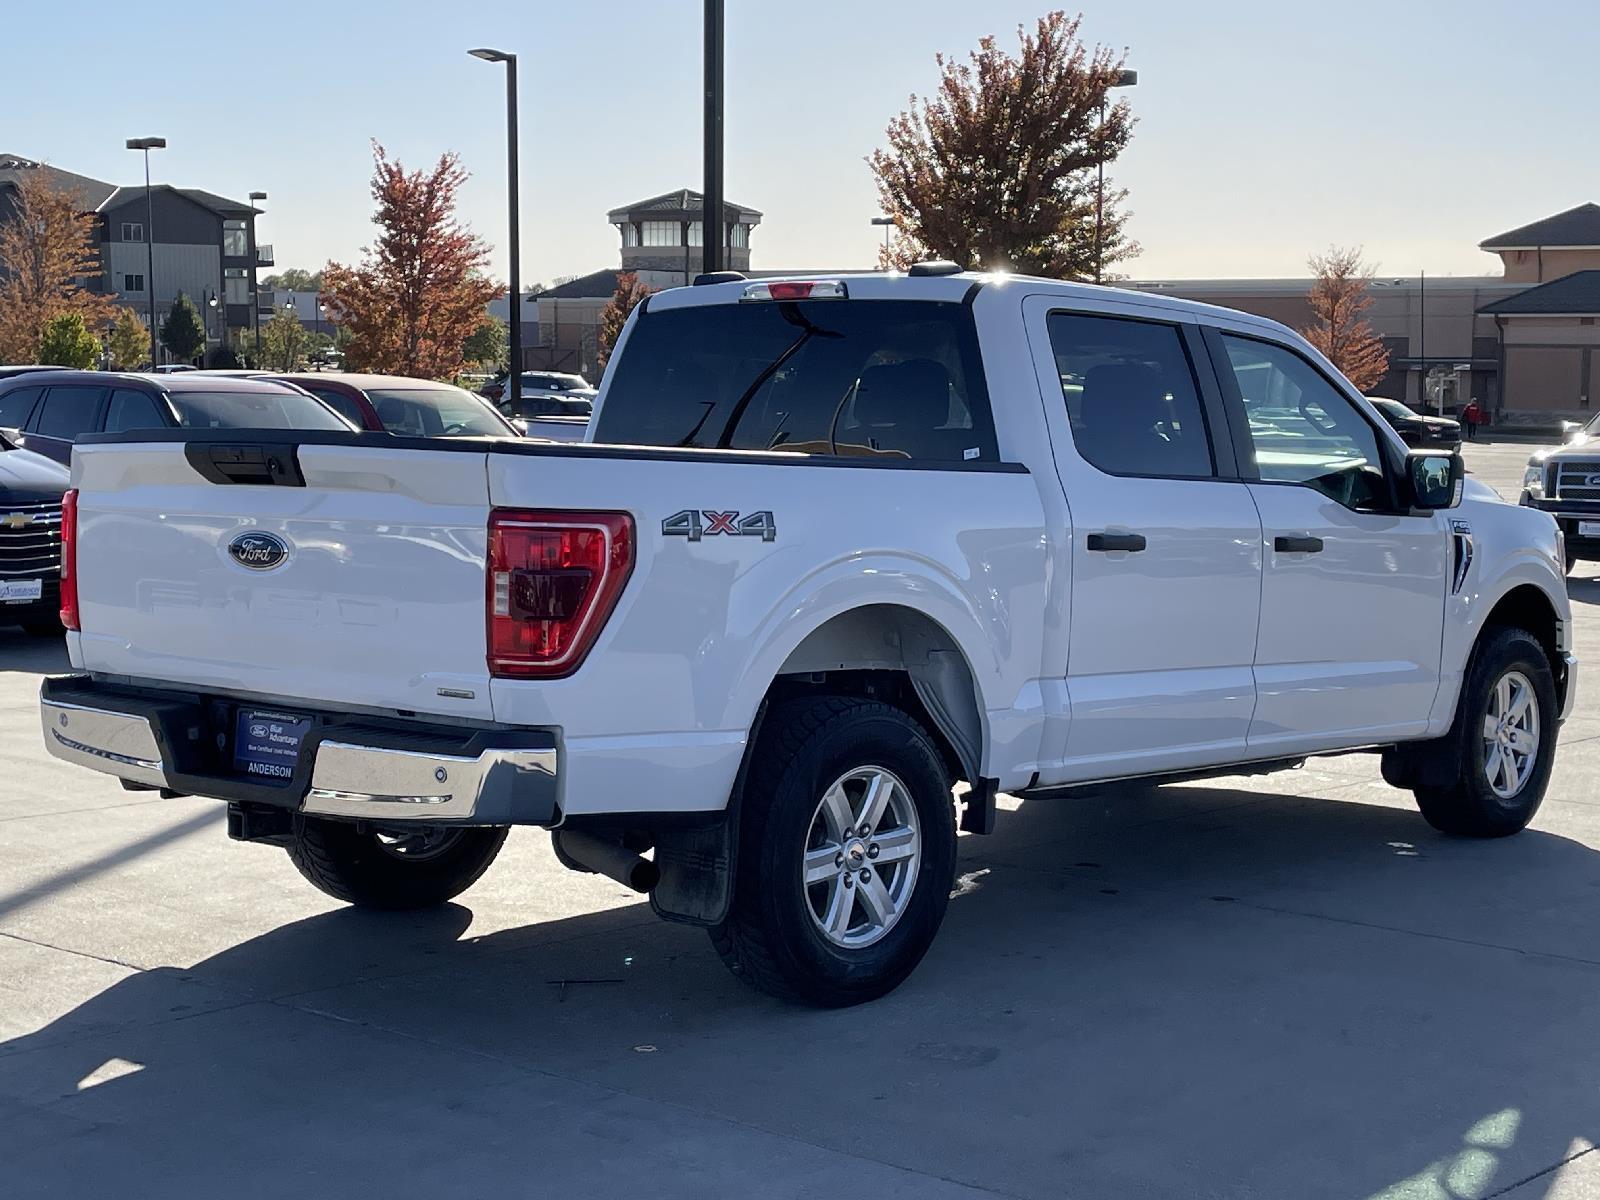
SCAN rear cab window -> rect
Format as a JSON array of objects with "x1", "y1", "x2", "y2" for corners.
[{"x1": 595, "y1": 299, "x2": 998, "y2": 463}]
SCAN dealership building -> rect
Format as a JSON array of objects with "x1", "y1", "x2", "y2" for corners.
[{"x1": 528, "y1": 193, "x2": 1600, "y2": 427}]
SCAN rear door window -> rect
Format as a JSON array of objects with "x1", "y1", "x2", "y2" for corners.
[
  {"x1": 301, "y1": 386, "x2": 366, "y2": 428},
  {"x1": 0, "y1": 385, "x2": 43, "y2": 429},
  {"x1": 105, "y1": 388, "x2": 170, "y2": 432},
  {"x1": 595, "y1": 299, "x2": 998, "y2": 463},
  {"x1": 1045, "y1": 313, "x2": 1215, "y2": 478},
  {"x1": 34, "y1": 386, "x2": 106, "y2": 439}
]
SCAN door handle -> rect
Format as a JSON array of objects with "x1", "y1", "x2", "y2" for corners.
[
  {"x1": 1274, "y1": 535, "x2": 1324, "y2": 554},
  {"x1": 1087, "y1": 532, "x2": 1147, "y2": 553}
]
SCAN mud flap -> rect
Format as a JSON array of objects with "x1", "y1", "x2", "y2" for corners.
[{"x1": 650, "y1": 820, "x2": 735, "y2": 926}]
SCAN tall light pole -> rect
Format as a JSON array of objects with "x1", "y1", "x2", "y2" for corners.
[
  {"x1": 703, "y1": 0, "x2": 725, "y2": 277},
  {"x1": 871, "y1": 215, "x2": 895, "y2": 259},
  {"x1": 470, "y1": 47, "x2": 523, "y2": 417},
  {"x1": 248, "y1": 191, "x2": 267, "y2": 359},
  {"x1": 125, "y1": 137, "x2": 166, "y2": 367},
  {"x1": 1094, "y1": 69, "x2": 1137, "y2": 284}
]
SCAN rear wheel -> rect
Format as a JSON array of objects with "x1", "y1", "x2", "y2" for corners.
[
  {"x1": 710, "y1": 696, "x2": 957, "y2": 1007},
  {"x1": 1414, "y1": 627, "x2": 1558, "y2": 837},
  {"x1": 286, "y1": 817, "x2": 508, "y2": 909}
]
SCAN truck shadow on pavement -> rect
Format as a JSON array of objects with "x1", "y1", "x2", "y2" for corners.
[
  {"x1": 0, "y1": 629, "x2": 68, "y2": 675},
  {"x1": 5, "y1": 779, "x2": 1600, "y2": 1198}
]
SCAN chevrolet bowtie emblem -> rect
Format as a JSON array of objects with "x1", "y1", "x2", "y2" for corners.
[{"x1": 1, "y1": 512, "x2": 34, "y2": 530}]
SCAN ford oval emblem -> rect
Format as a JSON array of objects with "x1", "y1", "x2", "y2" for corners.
[{"x1": 228, "y1": 531, "x2": 289, "y2": 570}]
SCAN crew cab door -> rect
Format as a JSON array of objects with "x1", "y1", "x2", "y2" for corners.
[
  {"x1": 1023, "y1": 297, "x2": 1263, "y2": 782},
  {"x1": 1203, "y1": 328, "x2": 1448, "y2": 753}
]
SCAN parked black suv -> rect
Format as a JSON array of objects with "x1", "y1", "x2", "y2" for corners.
[
  {"x1": 0, "y1": 371, "x2": 353, "y2": 466},
  {"x1": 1369, "y1": 398, "x2": 1462, "y2": 451},
  {"x1": 0, "y1": 430, "x2": 69, "y2": 634}
]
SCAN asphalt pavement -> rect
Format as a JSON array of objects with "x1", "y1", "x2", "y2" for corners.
[{"x1": 5, "y1": 438, "x2": 1600, "y2": 1199}]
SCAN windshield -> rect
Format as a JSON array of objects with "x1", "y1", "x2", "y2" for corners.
[
  {"x1": 1370, "y1": 398, "x2": 1413, "y2": 421},
  {"x1": 164, "y1": 389, "x2": 353, "y2": 430},
  {"x1": 364, "y1": 386, "x2": 512, "y2": 437},
  {"x1": 595, "y1": 299, "x2": 997, "y2": 462},
  {"x1": 522, "y1": 373, "x2": 591, "y2": 392}
]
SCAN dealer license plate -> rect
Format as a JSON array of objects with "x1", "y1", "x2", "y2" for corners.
[
  {"x1": 0, "y1": 579, "x2": 42, "y2": 603},
  {"x1": 233, "y1": 709, "x2": 312, "y2": 784}
]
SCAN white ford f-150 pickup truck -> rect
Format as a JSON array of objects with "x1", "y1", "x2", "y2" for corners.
[{"x1": 41, "y1": 267, "x2": 1576, "y2": 1006}]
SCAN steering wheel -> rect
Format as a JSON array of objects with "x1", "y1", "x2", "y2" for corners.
[{"x1": 441, "y1": 422, "x2": 470, "y2": 436}]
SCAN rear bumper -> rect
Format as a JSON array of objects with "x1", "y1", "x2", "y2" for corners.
[{"x1": 40, "y1": 675, "x2": 558, "y2": 826}]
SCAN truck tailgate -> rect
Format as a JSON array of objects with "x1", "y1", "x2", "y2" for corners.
[{"x1": 72, "y1": 440, "x2": 496, "y2": 721}]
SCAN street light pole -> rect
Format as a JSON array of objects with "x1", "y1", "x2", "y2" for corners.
[
  {"x1": 703, "y1": 0, "x2": 725, "y2": 277},
  {"x1": 125, "y1": 137, "x2": 166, "y2": 367},
  {"x1": 470, "y1": 47, "x2": 522, "y2": 417},
  {"x1": 871, "y1": 215, "x2": 895, "y2": 260},
  {"x1": 248, "y1": 191, "x2": 267, "y2": 360},
  {"x1": 1094, "y1": 69, "x2": 1137, "y2": 284}
]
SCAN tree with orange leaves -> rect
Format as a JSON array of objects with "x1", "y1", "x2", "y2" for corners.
[
  {"x1": 597, "y1": 272, "x2": 653, "y2": 373},
  {"x1": 321, "y1": 144, "x2": 498, "y2": 379},
  {"x1": 0, "y1": 170, "x2": 116, "y2": 363},
  {"x1": 868, "y1": 11, "x2": 1138, "y2": 278},
  {"x1": 1301, "y1": 247, "x2": 1391, "y2": 393}
]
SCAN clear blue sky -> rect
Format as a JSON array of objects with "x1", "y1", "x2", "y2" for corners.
[{"x1": 9, "y1": 0, "x2": 1598, "y2": 285}]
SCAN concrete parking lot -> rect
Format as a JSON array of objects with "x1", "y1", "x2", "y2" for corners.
[{"x1": 5, "y1": 439, "x2": 1600, "y2": 1200}]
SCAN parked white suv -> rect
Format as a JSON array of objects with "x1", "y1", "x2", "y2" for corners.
[{"x1": 40, "y1": 268, "x2": 1575, "y2": 1006}]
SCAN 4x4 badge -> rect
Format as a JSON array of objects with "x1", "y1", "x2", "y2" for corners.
[{"x1": 662, "y1": 509, "x2": 776, "y2": 542}]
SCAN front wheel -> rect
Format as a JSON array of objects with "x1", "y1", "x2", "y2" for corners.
[
  {"x1": 286, "y1": 817, "x2": 508, "y2": 909},
  {"x1": 1414, "y1": 627, "x2": 1559, "y2": 837},
  {"x1": 710, "y1": 696, "x2": 957, "y2": 1007}
]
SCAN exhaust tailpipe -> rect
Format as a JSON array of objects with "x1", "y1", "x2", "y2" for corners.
[{"x1": 553, "y1": 830, "x2": 660, "y2": 894}]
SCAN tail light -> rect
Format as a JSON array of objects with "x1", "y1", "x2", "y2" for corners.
[
  {"x1": 487, "y1": 510, "x2": 633, "y2": 678},
  {"x1": 59, "y1": 488, "x2": 79, "y2": 631}
]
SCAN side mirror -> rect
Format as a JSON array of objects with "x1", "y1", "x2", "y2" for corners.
[
  {"x1": 1562, "y1": 420, "x2": 1583, "y2": 444},
  {"x1": 1407, "y1": 449, "x2": 1463, "y2": 510}
]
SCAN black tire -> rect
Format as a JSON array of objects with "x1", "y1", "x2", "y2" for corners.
[
  {"x1": 710, "y1": 695, "x2": 957, "y2": 1007},
  {"x1": 286, "y1": 817, "x2": 508, "y2": 909},
  {"x1": 1414, "y1": 626, "x2": 1559, "y2": 837}
]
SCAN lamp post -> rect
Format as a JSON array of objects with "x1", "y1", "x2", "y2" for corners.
[
  {"x1": 469, "y1": 47, "x2": 523, "y2": 417},
  {"x1": 248, "y1": 191, "x2": 267, "y2": 358},
  {"x1": 206, "y1": 290, "x2": 220, "y2": 347},
  {"x1": 703, "y1": 0, "x2": 725, "y2": 276},
  {"x1": 124, "y1": 137, "x2": 166, "y2": 367},
  {"x1": 1094, "y1": 69, "x2": 1137, "y2": 284},
  {"x1": 870, "y1": 215, "x2": 895, "y2": 259}
]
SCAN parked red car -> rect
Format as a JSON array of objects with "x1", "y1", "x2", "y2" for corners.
[{"x1": 260, "y1": 373, "x2": 522, "y2": 438}]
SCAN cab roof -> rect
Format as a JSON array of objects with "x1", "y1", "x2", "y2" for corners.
[{"x1": 645, "y1": 269, "x2": 1300, "y2": 341}]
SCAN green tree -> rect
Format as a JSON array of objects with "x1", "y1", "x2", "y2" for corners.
[
  {"x1": 262, "y1": 306, "x2": 308, "y2": 371},
  {"x1": 159, "y1": 292, "x2": 207, "y2": 363},
  {"x1": 462, "y1": 317, "x2": 508, "y2": 369},
  {"x1": 37, "y1": 312, "x2": 99, "y2": 368},
  {"x1": 107, "y1": 307, "x2": 150, "y2": 370},
  {"x1": 261, "y1": 268, "x2": 323, "y2": 292},
  {"x1": 207, "y1": 344, "x2": 242, "y2": 369}
]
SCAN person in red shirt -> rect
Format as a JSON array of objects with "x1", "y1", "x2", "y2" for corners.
[{"x1": 1462, "y1": 398, "x2": 1483, "y2": 440}]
